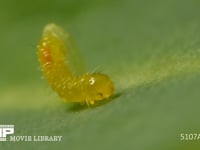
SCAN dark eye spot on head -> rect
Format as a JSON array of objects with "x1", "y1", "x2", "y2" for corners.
[{"x1": 97, "y1": 92, "x2": 103, "y2": 97}]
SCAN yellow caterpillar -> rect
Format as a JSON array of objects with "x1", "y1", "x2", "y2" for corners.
[{"x1": 37, "y1": 23, "x2": 114, "y2": 105}]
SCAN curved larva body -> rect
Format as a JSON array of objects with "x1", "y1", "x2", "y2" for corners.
[{"x1": 37, "y1": 24, "x2": 114, "y2": 105}]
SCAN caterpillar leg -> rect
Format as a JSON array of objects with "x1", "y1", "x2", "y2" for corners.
[
  {"x1": 89, "y1": 100, "x2": 95, "y2": 105},
  {"x1": 84, "y1": 99, "x2": 95, "y2": 107}
]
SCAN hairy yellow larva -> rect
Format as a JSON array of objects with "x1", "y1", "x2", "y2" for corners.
[{"x1": 37, "y1": 23, "x2": 114, "y2": 105}]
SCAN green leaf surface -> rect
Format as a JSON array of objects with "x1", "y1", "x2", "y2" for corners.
[{"x1": 1, "y1": 0, "x2": 200, "y2": 149}]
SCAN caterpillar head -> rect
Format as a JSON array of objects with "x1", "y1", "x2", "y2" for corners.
[{"x1": 82, "y1": 73, "x2": 114, "y2": 102}]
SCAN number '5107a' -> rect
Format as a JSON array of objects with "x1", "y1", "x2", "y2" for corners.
[{"x1": 180, "y1": 133, "x2": 200, "y2": 140}]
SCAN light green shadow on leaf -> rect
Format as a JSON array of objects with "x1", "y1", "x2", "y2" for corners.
[{"x1": 112, "y1": 50, "x2": 200, "y2": 90}]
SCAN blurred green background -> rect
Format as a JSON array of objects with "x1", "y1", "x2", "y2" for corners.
[{"x1": 1, "y1": 0, "x2": 200, "y2": 149}]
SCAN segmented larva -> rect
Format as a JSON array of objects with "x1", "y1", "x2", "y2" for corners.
[{"x1": 37, "y1": 23, "x2": 114, "y2": 105}]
